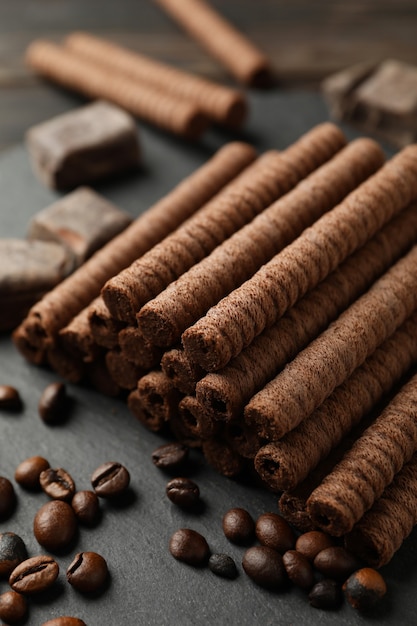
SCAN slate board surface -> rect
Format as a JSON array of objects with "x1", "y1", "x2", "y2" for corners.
[{"x1": 0, "y1": 90, "x2": 414, "y2": 626}]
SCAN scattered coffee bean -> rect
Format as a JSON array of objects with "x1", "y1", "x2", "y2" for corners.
[
  {"x1": 208, "y1": 554, "x2": 238, "y2": 579},
  {"x1": 15, "y1": 455, "x2": 50, "y2": 490},
  {"x1": 33, "y1": 500, "x2": 77, "y2": 552},
  {"x1": 9, "y1": 555, "x2": 59, "y2": 594},
  {"x1": 40, "y1": 467, "x2": 76, "y2": 501},
  {"x1": 152, "y1": 442, "x2": 189, "y2": 470},
  {"x1": 91, "y1": 461, "x2": 130, "y2": 498},
  {"x1": 42, "y1": 618, "x2": 87, "y2": 626},
  {"x1": 314, "y1": 546, "x2": 361, "y2": 581},
  {"x1": 0, "y1": 385, "x2": 22, "y2": 411},
  {"x1": 282, "y1": 550, "x2": 314, "y2": 590},
  {"x1": 222, "y1": 508, "x2": 255, "y2": 545},
  {"x1": 309, "y1": 579, "x2": 343, "y2": 609},
  {"x1": 255, "y1": 512, "x2": 296, "y2": 553},
  {"x1": 0, "y1": 590, "x2": 28, "y2": 623},
  {"x1": 343, "y1": 568, "x2": 387, "y2": 612},
  {"x1": 0, "y1": 532, "x2": 28, "y2": 577},
  {"x1": 71, "y1": 490, "x2": 100, "y2": 526},
  {"x1": 295, "y1": 530, "x2": 336, "y2": 561},
  {"x1": 0, "y1": 476, "x2": 16, "y2": 520},
  {"x1": 38, "y1": 382, "x2": 67, "y2": 424},
  {"x1": 242, "y1": 546, "x2": 286, "y2": 590},
  {"x1": 66, "y1": 551, "x2": 108, "y2": 593},
  {"x1": 169, "y1": 528, "x2": 210, "y2": 566},
  {"x1": 166, "y1": 477, "x2": 200, "y2": 508}
]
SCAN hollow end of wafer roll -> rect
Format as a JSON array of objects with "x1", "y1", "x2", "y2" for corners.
[
  {"x1": 178, "y1": 396, "x2": 220, "y2": 439},
  {"x1": 12, "y1": 324, "x2": 47, "y2": 365},
  {"x1": 196, "y1": 375, "x2": 241, "y2": 421},
  {"x1": 254, "y1": 445, "x2": 287, "y2": 491},
  {"x1": 307, "y1": 496, "x2": 352, "y2": 537}
]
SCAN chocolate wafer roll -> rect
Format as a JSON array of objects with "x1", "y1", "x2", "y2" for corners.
[
  {"x1": 87, "y1": 357, "x2": 121, "y2": 397},
  {"x1": 13, "y1": 141, "x2": 256, "y2": 364},
  {"x1": 345, "y1": 452, "x2": 417, "y2": 567},
  {"x1": 104, "y1": 123, "x2": 345, "y2": 324},
  {"x1": 178, "y1": 395, "x2": 220, "y2": 439},
  {"x1": 138, "y1": 137, "x2": 384, "y2": 347},
  {"x1": 183, "y1": 145, "x2": 417, "y2": 372},
  {"x1": 58, "y1": 304, "x2": 102, "y2": 363},
  {"x1": 161, "y1": 348, "x2": 204, "y2": 395},
  {"x1": 254, "y1": 310, "x2": 417, "y2": 491},
  {"x1": 118, "y1": 326, "x2": 164, "y2": 370},
  {"x1": 169, "y1": 412, "x2": 204, "y2": 449},
  {"x1": 46, "y1": 343, "x2": 87, "y2": 384},
  {"x1": 65, "y1": 32, "x2": 248, "y2": 128},
  {"x1": 87, "y1": 296, "x2": 126, "y2": 350},
  {"x1": 133, "y1": 370, "x2": 182, "y2": 424},
  {"x1": 307, "y1": 372, "x2": 417, "y2": 536},
  {"x1": 202, "y1": 437, "x2": 246, "y2": 478},
  {"x1": 223, "y1": 421, "x2": 266, "y2": 460},
  {"x1": 127, "y1": 388, "x2": 166, "y2": 432},
  {"x1": 105, "y1": 348, "x2": 145, "y2": 390},
  {"x1": 154, "y1": 0, "x2": 273, "y2": 87}
]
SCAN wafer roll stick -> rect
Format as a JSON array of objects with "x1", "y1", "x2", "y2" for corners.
[
  {"x1": 87, "y1": 296, "x2": 126, "y2": 350},
  {"x1": 65, "y1": 32, "x2": 248, "y2": 128},
  {"x1": 58, "y1": 303, "x2": 102, "y2": 363},
  {"x1": 178, "y1": 395, "x2": 220, "y2": 439},
  {"x1": 118, "y1": 326, "x2": 163, "y2": 370},
  {"x1": 103, "y1": 123, "x2": 345, "y2": 324},
  {"x1": 127, "y1": 388, "x2": 166, "y2": 432},
  {"x1": 154, "y1": 0, "x2": 273, "y2": 87},
  {"x1": 202, "y1": 436, "x2": 246, "y2": 477},
  {"x1": 87, "y1": 357, "x2": 121, "y2": 397},
  {"x1": 307, "y1": 372, "x2": 417, "y2": 536},
  {"x1": 138, "y1": 138, "x2": 384, "y2": 347},
  {"x1": 246, "y1": 245, "x2": 417, "y2": 440},
  {"x1": 345, "y1": 452, "x2": 417, "y2": 567},
  {"x1": 183, "y1": 145, "x2": 417, "y2": 372},
  {"x1": 255, "y1": 310, "x2": 417, "y2": 491},
  {"x1": 223, "y1": 421, "x2": 266, "y2": 460},
  {"x1": 13, "y1": 141, "x2": 256, "y2": 364},
  {"x1": 133, "y1": 370, "x2": 182, "y2": 424},
  {"x1": 46, "y1": 344, "x2": 87, "y2": 384},
  {"x1": 169, "y1": 413, "x2": 204, "y2": 449},
  {"x1": 105, "y1": 348, "x2": 145, "y2": 390},
  {"x1": 161, "y1": 348, "x2": 205, "y2": 395},
  {"x1": 26, "y1": 40, "x2": 210, "y2": 138}
]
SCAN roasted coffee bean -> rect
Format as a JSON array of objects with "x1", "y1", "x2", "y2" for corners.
[
  {"x1": 309, "y1": 579, "x2": 343, "y2": 609},
  {"x1": 71, "y1": 490, "x2": 100, "y2": 526},
  {"x1": 0, "y1": 532, "x2": 28, "y2": 577},
  {"x1": 42, "y1": 618, "x2": 87, "y2": 626},
  {"x1": 208, "y1": 554, "x2": 238, "y2": 579},
  {"x1": 33, "y1": 500, "x2": 77, "y2": 552},
  {"x1": 66, "y1": 551, "x2": 108, "y2": 593},
  {"x1": 9, "y1": 555, "x2": 59, "y2": 594},
  {"x1": 169, "y1": 528, "x2": 210, "y2": 566},
  {"x1": 222, "y1": 508, "x2": 255, "y2": 545},
  {"x1": 15, "y1": 455, "x2": 50, "y2": 490},
  {"x1": 40, "y1": 467, "x2": 76, "y2": 501},
  {"x1": 0, "y1": 476, "x2": 16, "y2": 520},
  {"x1": 166, "y1": 477, "x2": 200, "y2": 508},
  {"x1": 255, "y1": 512, "x2": 295, "y2": 553},
  {"x1": 282, "y1": 550, "x2": 314, "y2": 590},
  {"x1": 0, "y1": 590, "x2": 28, "y2": 623},
  {"x1": 242, "y1": 546, "x2": 286, "y2": 590},
  {"x1": 343, "y1": 568, "x2": 387, "y2": 612},
  {"x1": 0, "y1": 385, "x2": 22, "y2": 411},
  {"x1": 91, "y1": 461, "x2": 130, "y2": 498},
  {"x1": 314, "y1": 546, "x2": 361, "y2": 581},
  {"x1": 295, "y1": 530, "x2": 336, "y2": 561},
  {"x1": 38, "y1": 381, "x2": 67, "y2": 424},
  {"x1": 151, "y1": 442, "x2": 189, "y2": 470}
]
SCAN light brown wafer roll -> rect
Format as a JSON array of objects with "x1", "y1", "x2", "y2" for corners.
[
  {"x1": 138, "y1": 138, "x2": 384, "y2": 347},
  {"x1": 161, "y1": 348, "x2": 205, "y2": 395},
  {"x1": 87, "y1": 296, "x2": 126, "y2": 350},
  {"x1": 154, "y1": 0, "x2": 273, "y2": 87},
  {"x1": 202, "y1": 437, "x2": 246, "y2": 478},
  {"x1": 127, "y1": 388, "x2": 166, "y2": 432},
  {"x1": 105, "y1": 348, "x2": 145, "y2": 390},
  {"x1": 13, "y1": 141, "x2": 256, "y2": 364},
  {"x1": 104, "y1": 123, "x2": 345, "y2": 325},
  {"x1": 118, "y1": 326, "x2": 164, "y2": 370},
  {"x1": 254, "y1": 310, "x2": 417, "y2": 491},
  {"x1": 178, "y1": 395, "x2": 220, "y2": 439},
  {"x1": 183, "y1": 145, "x2": 417, "y2": 372},
  {"x1": 307, "y1": 371, "x2": 417, "y2": 536},
  {"x1": 133, "y1": 370, "x2": 182, "y2": 425},
  {"x1": 345, "y1": 452, "x2": 417, "y2": 567},
  {"x1": 65, "y1": 32, "x2": 248, "y2": 128}
]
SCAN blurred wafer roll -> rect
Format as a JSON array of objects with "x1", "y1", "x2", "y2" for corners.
[
  {"x1": 87, "y1": 357, "x2": 121, "y2": 397},
  {"x1": 87, "y1": 297, "x2": 126, "y2": 350},
  {"x1": 202, "y1": 436, "x2": 246, "y2": 477},
  {"x1": 178, "y1": 395, "x2": 220, "y2": 439},
  {"x1": 105, "y1": 348, "x2": 145, "y2": 390},
  {"x1": 46, "y1": 344, "x2": 87, "y2": 384},
  {"x1": 161, "y1": 348, "x2": 204, "y2": 395},
  {"x1": 118, "y1": 327, "x2": 163, "y2": 370},
  {"x1": 59, "y1": 304, "x2": 102, "y2": 363},
  {"x1": 182, "y1": 145, "x2": 417, "y2": 372}
]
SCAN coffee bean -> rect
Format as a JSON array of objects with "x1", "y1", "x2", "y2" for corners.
[
  {"x1": 166, "y1": 477, "x2": 200, "y2": 508},
  {"x1": 343, "y1": 568, "x2": 387, "y2": 612},
  {"x1": 0, "y1": 590, "x2": 27, "y2": 623},
  {"x1": 242, "y1": 546, "x2": 286, "y2": 590},
  {"x1": 33, "y1": 500, "x2": 77, "y2": 552},
  {"x1": 151, "y1": 442, "x2": 189, "y2": 470},
  {"x1": 295, "y1": 530, "x2": 336, "y2": 561},
  {"x1": 255, "y1": 512, "x2": 296, "y2": 553},
  {"x1": 40, "y1": 467, "x2": 76, "y2": 501},
  {"x1": 222, "y1": 508, "x2": 255, "y2": 545},
  {"x1": 0, "y1": 476, "x2": 16, "y2": 520},
  {"x1": 91, "y1": 461, "x2": 130, "y2": 498},
  {"x1": 66, "y1": 551, "x2": 108, "y2": 593},
  {"x1": 9, "y1": 555, "x2": 59, "y2": 594},
  {"x1": 42, "y1": 618, "x2": 87, "y2": 626},
  {"x1": 314, "y1": 546, "x2": 361, "y2": 581},
  {"x1": 15, "y1": 455, "x2": 50, "y2": 490},
  {"x1": 38, "y1": 382, "x2": 67, "y2": 424},
  {"x1": 0, "y1": 532, "x2": 28, "y2": 577},
  {"x1": 169, "y1": 529, "x2": 210, "y2": 566},
  {"x1": 71, "y1": 490, "x2": 100, "y2": 526},
  {"x1": 0, "y1": 385, "x2": 22, "y2": 411},
  {"x1": 282, "y1": 550, "x2": 314, "y2": 590},
  {"x1": 309, "y1": 579, "x2": 343, "y2": 609},
  {"x1": 208, "y1": 554, "x2": 238, "y2": 579}
]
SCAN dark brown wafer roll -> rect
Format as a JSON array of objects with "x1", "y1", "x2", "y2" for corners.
[
  {"x1": 254, "y1": 310, "x2": 417, "y2": 491},
  {"x1": 118, "y1": 326, "x2": 164, "y2": 370},
  {"x1": 161, "y1": 348, "x2": 204, "y2": 395},
  {"x1": 13, "y1": 141, "x2": 256, "y2": 364},
  {"x1": 65, "y1": 32, "x2": 248, "y2": 128},
  {"x1": 138, "y1": 138, "x2": 384, "y2": 347},
  {"x1": 345, "y1": 452, "x2": 417, "y2": 567},
  {"x1": 103, "y1": 123, "x2": 346, "y2": 325},
  {"x1": 105, "y1": 348, "x2": 145, "y2": 391},
  {"x1": 58, "y1": 304, "x2": 102, "y2": 363},
  {"x1": 183, "y1": 145, "x2": 417, "y2": 372},
  {"x1": 87, "y1": 296, "x2": 126, "y2": 350},
  {"x1": 307, "y1": 372, "x2": 417, "y2": 536},
  {"x1": 127, "y1": 388, "x2": 166, "y2": 432},
  {"x1": 46, "y1": 343, "x2": 87, "y2": 384},
  {"x1": 202, "y1": 437, "x2": 246, "y2": 478},
  {"x1": 87, "y1": 357, "x2": 121, "y2": 398},
  {"x1": 133, "y1": 370, "x2": 183, "y2": 425},
  {"x1": 154, "y1": 0, "x2": 273, "y2": 87},
  {"x1": 178, "y1": 395, "x2": 220, "y2": 439},
  {"x1": 223, "y1": 421, "x2": 266, "y2": 460}
]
